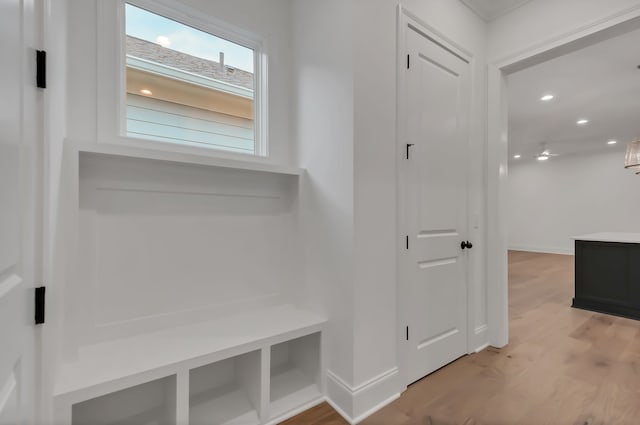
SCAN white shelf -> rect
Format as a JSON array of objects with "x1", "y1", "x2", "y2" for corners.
[
  {"x1": 55, "y1": 305, "x2": 326, "y2": 404},
  {"x1": 74, "y1": 140, "x2": 304, "y2": 176}
]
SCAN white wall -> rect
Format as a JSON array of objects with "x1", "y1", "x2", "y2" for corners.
[
  {"x1": 352, "y1": 0, "x2": 399, "y2": 395},
  {"x1": 292, "y1": 0, "x2": 488, "y2": 420},
  {"x1": 509, "y1": 148, "x2": 640, "y2": 254},
  {"x1": 291, "y1": 0, "x2": 356, "y2": 405},
  {"x1": 496, "y1": 0, "x2": 640, "y2": 253},
  {"x1": 67, "y1": 153, "x2": 298, "y2": 349},
  {"x1": 488, "y1": 0, "x2": 640, "y2": 61}
]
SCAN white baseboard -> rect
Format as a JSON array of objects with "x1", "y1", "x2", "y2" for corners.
[
  {"x1": 474, "y1": 342, "x2": 490, "y2": 353},
  {"x1": 470, "y1": 324, "x2": 489, "y2": 353},
  {"x1": 326, "y1": 368, "x2": 401, "y2": 424},
  {"x1": 508, "y1": 245, "x2": 574, "y2": 255}
]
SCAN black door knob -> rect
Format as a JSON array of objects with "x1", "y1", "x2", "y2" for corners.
[{"x1": 461, "y1": 241, "x2": 473, "y2": 250}]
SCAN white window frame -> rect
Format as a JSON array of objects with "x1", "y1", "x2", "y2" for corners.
[{"x1": 97, "y1": 0, "x2": 269, "y2": 158}]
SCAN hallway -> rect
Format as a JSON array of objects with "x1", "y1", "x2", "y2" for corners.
[{"x1": 284, "y1": 251, "x2": 640, "y2": 424}]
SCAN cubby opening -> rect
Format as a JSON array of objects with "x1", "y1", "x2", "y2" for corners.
[
  {"x1": 71, "y1": 375, "x2": 176, "y2": 425},
  {"x1": 189, "y1": 350, "x2": 261, "y2": 425},
  {"x1": 269, "y1": 332, "x2": 321, "y2": 419}
]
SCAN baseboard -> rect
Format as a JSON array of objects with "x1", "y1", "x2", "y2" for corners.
[
  {"x1": 508, "y1": 245, "x2": 574, "y2": 255},
  {"x1": 474, "y1": 342, "x2": 490, "y2": 353},
  {"x1": 326, "y1": 368, "x2": 401, "y2": 424},
  {"x1": 471, "y1": 324, "x2": 489, "y2": 353}
]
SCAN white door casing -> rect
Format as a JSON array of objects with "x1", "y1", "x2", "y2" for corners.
[
  {"x1": 0, "y1": 0, "x2": 42, "y2": 423},
  {"x1": 403, "y1": 23, "x2": 471, "y2": 385}
]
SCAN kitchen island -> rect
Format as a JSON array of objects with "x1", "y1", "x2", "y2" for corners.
[{"x1": 572, "y1": 233, "x2": 640, "y2": 320}]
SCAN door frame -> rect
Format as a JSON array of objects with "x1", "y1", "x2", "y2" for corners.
[
  {"x1": 486, "y1": 5, "x2": 640, "y2": 349},
  {"x1": 40, "y1": 0, "x2": 69, "y2": 423},
  {"x1": 396, "y1": 6, "x2": 477, "y2": 388}
]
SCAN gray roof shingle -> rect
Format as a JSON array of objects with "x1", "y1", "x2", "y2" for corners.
[{"x1": 126, "y1": 36, "x2": 254, "y2": 91}]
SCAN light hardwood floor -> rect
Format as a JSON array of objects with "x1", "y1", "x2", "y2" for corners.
[{"x1": 281, "y1": 251, "x2": 640, "y2": 425}]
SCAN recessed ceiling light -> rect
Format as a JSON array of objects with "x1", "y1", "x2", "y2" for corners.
[
  {"x1": 608, "y1": 140, "x2": 617, "y2": 145},
  {"x1": 513, "y1": 154, "x2": 521, "y2": 159},
  {"x1": 540, "y1": 94, "x2": 555, "y2": 102},
  {"x1": 537, "y1": 155, "x2": 549, "y2": 161},
  {"x1": 140, "y1": 89, "x2": 153, "y2": 96},
  {"x1": 577, "y1": 119, "x2": 589, "y2": 125}
]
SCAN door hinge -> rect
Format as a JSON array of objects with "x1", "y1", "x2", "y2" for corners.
[
  {"x1": 406, "y1": 143, "x2": 415, "y2": 160},
  {"x1": 35, "y1": 286, "x2": 46, "y2": 325},
  {"x1": 407, "y1": 54, "x2": 410, "y2": 69},
  {"x1": 36, "y1": 50, "x2": 46, "y2": 88},
  {"x1": 406, "y1": 326, "x2": 409, "y2": 341},
  {"x1": 406, "y1": 235, "x2": 409, "y2": 250}
]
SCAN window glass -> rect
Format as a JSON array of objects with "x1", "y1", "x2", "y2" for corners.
[{"x1": 125, "y1": 4, "x2": 257, "y2": 154}]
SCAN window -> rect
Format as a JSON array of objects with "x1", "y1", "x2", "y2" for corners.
[{"x1": 123, "y1": 3, "x2": 264, "y2": 156}]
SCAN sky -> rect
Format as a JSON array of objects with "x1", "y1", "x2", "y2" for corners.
[{"x1": 125, "y1": 4, "x2": 254, "y2": 73}]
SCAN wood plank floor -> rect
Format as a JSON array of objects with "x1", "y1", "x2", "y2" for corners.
[{"x1": 281, "y1": 251, "x2": 640, "y2": 425}]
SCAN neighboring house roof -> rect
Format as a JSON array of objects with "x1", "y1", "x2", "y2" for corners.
[{"x1": 126, "y1": 36, "x2": 254, "y2": 91}]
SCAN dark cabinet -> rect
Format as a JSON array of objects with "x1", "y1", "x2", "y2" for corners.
[{"x1": 573, "y1": 240, "x2": 640, "y2": 320}]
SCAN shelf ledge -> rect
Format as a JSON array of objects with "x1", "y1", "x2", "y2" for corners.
[
  {"x1": 54, "y1": 304, "x2": 326, "y2": 404},
  {"x1": 73, "y1": 141, "x2": 304, "y2": 176}
]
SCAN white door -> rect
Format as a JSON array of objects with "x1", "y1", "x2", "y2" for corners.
[
  {"x1": 404, "y1": 26, "x2": 471, "y2": 384},
  {"x1": 0, "y1": 0, "x2": 42, "y2": 423}
]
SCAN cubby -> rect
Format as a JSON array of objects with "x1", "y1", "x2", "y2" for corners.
[
  {"x1": 189, "y1": 351, "x2": 261, "y2": 425},
  {"x1": 72, "y1": 376, "x2": 176, "y2": 425},
  {"x1": 269, "y1": 333, "x2": 322, "y2": 420}
]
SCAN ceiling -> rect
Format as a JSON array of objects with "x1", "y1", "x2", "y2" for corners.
[
  {"x1": 508, "y1": 26, "x2": 640, "y2": 162},
  {"x1": 460, "y1": 0, "x2": 532, "y2": 21}
]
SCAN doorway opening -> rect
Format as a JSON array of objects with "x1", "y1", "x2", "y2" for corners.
[
  {"x1": 487, "y1": 11, "x2": 640, "y2": 348},
  {"x1": 505, "y1": 24, "x2": 640, "y2": 319}
]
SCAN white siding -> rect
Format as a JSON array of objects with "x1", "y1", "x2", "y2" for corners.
[{"x1": 126, "y1": 94, "x2": 255, "y2": 153}]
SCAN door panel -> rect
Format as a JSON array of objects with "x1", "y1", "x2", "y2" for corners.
[
  {"x1": 0, "y1": 0, "x2": 41, "y2": 423},
  {"x1": 405, "y1": 27, "x2": 470, "y2": 384},
  {"x1": 0, "y1": 366, "x2": 19, "y2": 425}
]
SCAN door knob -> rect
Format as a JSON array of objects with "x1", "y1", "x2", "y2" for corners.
[{"x1": 461, "y1": 241, "x2": 473, "y2": 250}]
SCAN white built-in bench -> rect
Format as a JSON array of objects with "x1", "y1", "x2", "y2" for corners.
[{"x1": 54, "y1": 304, "x2": 326, "y2": 425}]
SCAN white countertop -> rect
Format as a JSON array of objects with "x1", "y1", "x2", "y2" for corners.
[{"x1": 573, "y1": 232, "x2": 640, "y2": 244}]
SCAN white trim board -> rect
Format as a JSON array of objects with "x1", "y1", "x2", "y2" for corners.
[
  {"x1": 325, "y1": 368, "x2": 401, "y2": 424},
  {"x1": 75, "y1": 141, "x2": 303, "y2": 176}
]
